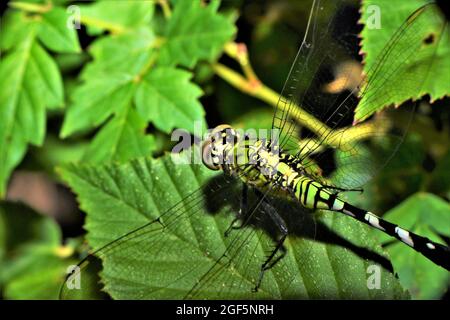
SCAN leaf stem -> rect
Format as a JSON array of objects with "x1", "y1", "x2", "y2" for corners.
[
  {"x1": 9, "y1": 1, "x2": 52, "y2": 13},
  {"x1": 224, "y1": 42, "x2": 259, "y2": 82},
  {"x1": 79, "y1": 15, "x2": 126, "y2": 35},
  {"x1": 213, "y1": 42, "x2": 380, "y2": 150},
  {"x1": 212, "y1": 61, "x2": 329, "y2": 144},
  {"x1": 158, "y1": 0, "x2": 172, "y2": 19},
  {"x1": 55, "y1": 245, "x2": 74, "y2": 258},
  {"x1": 135, "y1": 48, "x2": 160, "y2": 82}
]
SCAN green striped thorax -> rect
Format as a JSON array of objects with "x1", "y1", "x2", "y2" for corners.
[
  {"x1": 202, "y1": 124, "x2": 294, "y2": 187},
  {"x1": 202, "y1": 124, "x2": 340, "y2": 212},
  {"x1": 202, "y1": 124, "x2": 278, "y2": 186}
]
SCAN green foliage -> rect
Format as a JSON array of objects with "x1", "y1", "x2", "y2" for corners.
[
  {"x1": 0, "y1": 9, "x2": 69, "y2": 197},
  {"x1": 77, "y1": 0, "x2": 154, "y2": 35},
  {"x1": 59, "y1": 0, "x2": 235, "y2": 164},
  {"x1": 0, "y1": 0, "x2": 449, "y2": 300},
  {"x1": 158, "y1": 0, "x2": 234, "y2": 68},
  {"x1": 0, "y1": 0, "x2": 235, "y2": 195},
  {"x1": 134, "y1": 67, "x2": 205, "y2": 134},
  {"x1": 38, "y1": 7, "x2": 81, "y2": 53},
  {"x1": 0, "y1": 202, "x2": 73, "y2": 299},
  {"x1": 341, "y1": 132, "x2": 450, "y2": 299},
  {"x1": 380, "y1": 193, "x2": 450, "y2": 299},
  {"x1": 358, "y1": 0, "x2": 450, "y2": 121}
]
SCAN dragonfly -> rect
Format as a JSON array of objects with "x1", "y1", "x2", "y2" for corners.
[{"x1": 61, "y1": 0, "x2": 449, "y2": 299}]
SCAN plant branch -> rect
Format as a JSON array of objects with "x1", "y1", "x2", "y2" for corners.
[
  {"x1": 158, "y1": 0, "x2": 172, "y2": 19},
  {"x1": 224, "y1": 42, "x2": 259, "y2": 82},
  {"x1": 214, "y1": 42, "x2": 380, "y2": 150},
  {"x1": 79, "y1": 16, "x2": 127, "y2": 35},
  {"x1": 9, "y1": 1, "x2": 52, "y2": 13}
]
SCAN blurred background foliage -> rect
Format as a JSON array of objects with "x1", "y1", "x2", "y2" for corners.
[{"x1": 0, "y1": 0, "x2": 449, "y2": 299}]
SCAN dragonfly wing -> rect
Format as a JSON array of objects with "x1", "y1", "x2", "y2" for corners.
[
  {"x1": 272, "y1": 0, "x2": 335, "y2": 153},
  {"x1": 302, "y1": 3, "x2": 446, "y2": 189},
  {"x1": 272, "y1": 1, "x2": 446, "y2": 189},
  {"x1": 60, "y1": 172, "x2": 244, "y2": 299},
  {"x1": 186, "y1": 187, "x2": 317, "y2": 299},
  {"x1": 60, "y1": 165, "x2": 313, "y2": 299}
]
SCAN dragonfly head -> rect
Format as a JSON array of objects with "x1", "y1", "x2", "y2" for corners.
[{"x1": 202, "y1": 124, "x2": 240, "y2": 171}]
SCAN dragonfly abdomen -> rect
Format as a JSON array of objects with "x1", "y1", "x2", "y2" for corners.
[
  {"x1": 291, "y1": 175, "x2": 450, "y2": 269},
  {"x1": 292, "y1": 176, "x2": 336, "y2": 210},
  {"x1": 332, "y1": 199, "x2": 450, "y2": 270}
]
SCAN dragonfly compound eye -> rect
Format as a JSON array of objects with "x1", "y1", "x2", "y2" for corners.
[{"x1": 202, "y1": 139, "x2": 221, "y2": 170}]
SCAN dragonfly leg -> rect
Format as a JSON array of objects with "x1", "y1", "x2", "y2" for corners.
[
  {"x1": 224, "y1": 183, "x2": 248, "y2": 237},
  {"x1": 253, "y1": 198, "x2": 288, "y2": 293}
]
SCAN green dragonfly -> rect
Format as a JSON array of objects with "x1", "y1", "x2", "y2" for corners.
[{"x1": 61, "y1": 0, "x2": 449, "y2": 299}]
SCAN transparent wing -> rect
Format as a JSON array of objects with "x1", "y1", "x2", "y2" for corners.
[
  {"x1": 272, "y1": 1, "x2": 446, "y2": 189},
  {"x1": 185, "y1": 188, "x2": 317, "y2": 299},
  {"x1": 272, "y1": 0, "x2": 330, "y2": 153},
  {"x1": 60, "y1": 166, "x2": 315, "y2": 300},
  {"x1": 60, "y1": 171, "x2": 240, "y2": 299}
]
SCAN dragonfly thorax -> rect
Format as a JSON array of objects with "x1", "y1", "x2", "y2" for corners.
[
  {"x1": 248, "y1": 140, "x2": 307, "y2": 191},
  {"x1": 202, "y1": 124, "x2": 241, "y2": 171},
  {"x1": 202, "y1": 124, "x2": 306, "y2": 192}
]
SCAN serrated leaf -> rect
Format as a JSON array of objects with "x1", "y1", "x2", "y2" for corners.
[
  {"x1": 135, "y1": 67, "x2": 205, "y2": 134},
  {"x1": 78, "y1": 0, "x2": 154, "y2": 35},
  {"x1": 357, "y1": 0, "x2": 450, "y2": 121},
  {"x1": 60, "y1": 69, "x2": 159, "y2": 164},
  {"x1": 38, "y1": 6, "x2": 81, "y2": 53},
  {"x1": 59, "y1": 149, "x2": 407, "y2": 299},
  {"x1": 60, "y1": 27, "x2": 156, "y2": 137},
  {"x1": 378, "y1": 193, "x2": 450, "y2": 299},
  {"x1": 61, "y1": 26, "x2": 204, "y2": 162},
  {"x1": 82, "y1": 27, "x2": 156, "y2": 78},
  {"x1": 82, "y1": 108, "x2": 156, "y2": 164},
  {"x1": 1, "y1": 11, "x2": 65, "y2": 107},
  {"x1": 159, "y1": 0, "x2": 236, "y2": 68},
  {"x1": 61, "y1": 73, "x2": 136, "y2": 137},
  {"x1": 0, "y1": 28, "x2": 63, "y2": 197},
  {"x1": 0, "y1": 10, "x2": 36, "y2": 51}
]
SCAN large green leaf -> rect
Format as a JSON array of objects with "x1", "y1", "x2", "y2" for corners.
[
  {"x1": 82, "y1": 108, "x2": 156, "y2": 164},
  {"x1": 80, "y1": 27, "x2": 156, "y2": 78},
  {"x1": 357, "y1": 0, "x2": 450, "y2": 121},
  {"x1": 38, "y1": 6, "x2": 81, "y2": 53},
  {"x1": 0, "y1": 4, "x2": 80, "y2": 197},
  {"x1": 61, "y1": 25, "x2": 207, "y2": 162},
  {"x1": 0, "y1": 16, "x2": 63, "y2": 197},
  {"x1": 0, "y1": 10, "x2": 36, "y2": 51},
  {"x1": 59, "y1": 149, "x2": 408, "y2": 299},
  {"x1": 135, "y1": 67, "x2": 205, "y2": 134},
  {"x1": 59, "y1": 0, "x2": 233, "y2": 163},
  {"x1": 378, "y1": 193, "x2": 450, "y2": 299},
  {"x1": 159, "y1": 0, "x2": 236, "y2": 68},
  {"x1": 60, "y1": 28, "x2": 157, "y2": 140},
  {"x1": 61, "y1": 72, "x2": 137, "y2": 137},
  {"x1": 78, "y1": 0, "x2": 154, "y2": 35}
]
